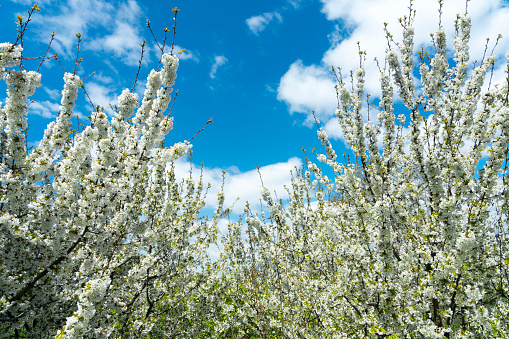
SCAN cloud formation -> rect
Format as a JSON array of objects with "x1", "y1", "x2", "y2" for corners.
[
  {"x1": 287, "y1": 0, "x2": 304, "y2": 9},
  {"x1": 28, "y1": 100, "x2": 61, "y2": 119},
  {"x1": 172, "y1": 45, "x2": 199, "y2": 62},
  {"x1": 84, "y1": 81, "x2": 118, "y2": 116},
  {"x1": 87, "y1": 0, "x2": 145, "y2": 66},
  {"x1": 172, "y1": 157, "x2": 303, "y2": 214},
  {"x1": 277, "y1": 60, "x2": 337, "y2": 125},
  {"x1": 277, "y1": 0, "x2": 509, "y2": 142},
  {"x1": 9, "y1": 0, "x2": 51, "y2": 6},
  {"x1": 29, "y1": 0, "x2": 147, "y2": 66},
  {"x1": 32, "y1": 0, "x2": 115, "y2": 56},
  {"x1": 246, "y1": 11, "x2": 283, "y2": 35},
  {"x1": 209, "y1": 55, "x2": 228, "y2": 79}
]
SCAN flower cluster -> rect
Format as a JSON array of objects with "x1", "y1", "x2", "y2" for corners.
[
  {"x1": 1, "y1": 2, "x2": 509, "y2": 338},
  {"x1": 0, "y1": 47, "x2": 223, "y2": 337},
  {"x1": 215, "y1": 7, "x2": 509, "y2": 338}
]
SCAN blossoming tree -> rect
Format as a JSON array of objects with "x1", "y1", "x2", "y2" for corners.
[
  {"x1": 217, "y1": 2, "x2": 509, "y2": 338},
  {"x1": 1, "y1": 1, "x2": 509, "y2": 338},
  {"x1": 0, "y1": 8, "x2": 223, "y2": 338}
]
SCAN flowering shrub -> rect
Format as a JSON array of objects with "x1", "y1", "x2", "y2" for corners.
[
  {"x1": 0, "y1": 21, "x2": 224, "y2": 338},
  {"x1": 1, "y1": 1, "x2": 509, "y2": 338},
  {"x1": 217, "y1": 3, "x2": 509, "y2": 338}
]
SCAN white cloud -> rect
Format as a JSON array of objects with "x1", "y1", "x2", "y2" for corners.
[
  {"x1": 277, "y1": 0, "x2": 509, "y2": 141},
  {"x1": 32, "y1": 0, "x2": 116, "y2": 56},
  {"x1": 115, "y1": 0, "x2": 142, "y2": 23},
  {"x1": 90, "y1": 73, "x2": 114, "y2": 85},
  {"x1": 9, "y1": 0, "x2": 51, "y2": 4},
  {"x1": 133, "y1": 79, "x2": 146, "y2": 101},
  {"x1": 265, "y1": 84, "x2": 276, "y2": 93},
  {"x1": 209, "y1": 55, "x2": 228, "y2": 79},
  {"x1": 287, "y1": 0, "x2": 304, "y2": 9},
  {"x1": 319, "y1": 0, "x2": 354, "y2": 21},
  {"x1": 172, "y1": 157, "x2": 302, "y2": 214},
  {"x1": 43, "y1": 87, "x2": 61, "y2": 101},
  {"x1": 28, "y1": 100, "x2": 60, "y2": 119},
  {"x1": 84, "y1": 81, "x2": 118, "y2": 116},
  {"x1": 88, "y1": 22, "x2": 143, "y2": 66},
  {"x1": 323, "y1": 117, "x2": 343, "y2": 141},
  {"x1": 277, "y1": 60, "x2": 337, "y2": 125},
  {"x1": 29, "y1": 0, "x2": 148, "y2": 66},
  {"x1": 27, "y1": 140, "x2": 42, "y2": 150},
  {"x1": 172, "y1": 45, "x2": 199, "y2": 62},
  {"x1": 87, "y1": 0, "x2": 144, "y2": 66},
  {"x1": 246, "y1": 11, "x2": 283, "y2": 35}
]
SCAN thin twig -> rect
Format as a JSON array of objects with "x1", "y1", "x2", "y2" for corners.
[
  {"x1": 168, "y1": 88, "x2": 178, "y2": 116},
  {"x1": 37, "y1": 31, "x2": 55, "y2": 72},
  {"x1": 146, "y1": 20, "x2": 162, "y2": 53},
  {"x1": 131, "y1": 40, "x2": 146, "y2": 93},
  {"x1": 487, "y1": 34, "x2": 502, "y2": 91},
  {"x1": 312, "y1": 111, "x2": 321, "y2": 130},
  {"x1": 146, "y1": 19, "x2": 170, "y2": 72},
  {"x1": 73, "y1": 33, "x2": 82, "y2": 75},
  {"x1": 52, "y1": 54, "x2": 66, "y2": 72},
  {"x1": 13, "y1": 4, "x2": 40, "y2": 70},
  {"x1": 159, "y1": 28, "x2": 169, "y2": 71},
  {"x1": 79, "y1": 81, "x2": 101, "y2": 117},
  {"x1": 170, "y1": 7, "x2": 179, "y2": 56},
  {"x1": 187, "y1": 118, "x2": 213, "y2": 144}
]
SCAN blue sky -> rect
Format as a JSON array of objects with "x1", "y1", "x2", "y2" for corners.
[{"x1": 2, "y1": 0, "x2": 509, "y2": 216}]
